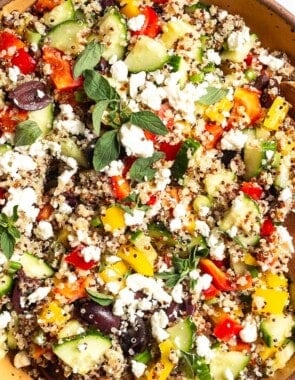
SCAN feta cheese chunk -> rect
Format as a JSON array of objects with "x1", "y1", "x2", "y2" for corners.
[
  {"x1": 120, "y1": 123, "x2": 154, "y2": 158},
  {"x1": 127, "y1": 14, "x2": 145, "y2": 31},
  {"x1": 81, "y1": 245, "x2": 101, "y2": 263},
  {"x1": 239, "y1": 320, "x2": 257, "y2": 343},
  {"x1": 110, "y1": 60, "x2": 128, "y2": 82},
  {"x1": 221, "y1": 129, "x2": 248, "y2": 151},
  {"x1": 27, "y1": 286, "x2": 51, "y2": 304},
  {"x1": 227, "y1": 26, "x2": 251, "y2": 51},
  {"x1": 151, "y1": 310, "x2": 169, "y2": 342},
  {"x1": 35, "y1": 221, "x2": 54, "y2": 240}
]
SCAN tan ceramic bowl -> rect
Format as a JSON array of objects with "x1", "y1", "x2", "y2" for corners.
[{"x1": 0, "y1": 0, "x2": 294, "y2": 379}]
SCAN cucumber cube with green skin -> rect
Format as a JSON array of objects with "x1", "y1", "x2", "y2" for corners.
[
  {"x1": 204, "y1": 169, "x2": 235, "y2": 198},
  {"x1": 221, "y1": 34, "x2": 257, "y2": 63},
  {"x1": 43, "y1": 0, "x2": 75, "y2": 28},
  {"x1": 0, "y1": 274, "x2": 13, "y2": 296},
  {"x1": 28, "y1": 103, "x2": 54, "y2": 137},
  {"x1": 53, "y1": 332, "x2": 111, "y2": 375},
  {"x1": 17, "y1": 252, "x2": 54, "y2": 279},
  {"x1": 124, "y1": 36, "x2": 169, "y2": 73},
  {"x1": 269, "y1": 341, "x2": 295, "y2": 372},
  {"x1": 210, "y1": 350, "x2": 250, "y2": 379},
  {"x1": 274, "y1": 155, "x2": 291, "y2": 189},
  {"x1": 60, "y1": 138, "x2": 89, "y2": 168},
  {"x1": 260, "y1": 315, "x2": 294, "y2": 347},
  {"x1": 98, "y1": 7, "x2": 127, "y2": 61},
  {"x1": 167, "y1": 317, "x2": 196, "y2": 352}
]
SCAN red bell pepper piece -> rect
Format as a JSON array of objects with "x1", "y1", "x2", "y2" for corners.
[
  {"x1": 133, "y1": 7, "x2": 161, "y2": 38},
  {"x1": 240, "y1": 182, "x2": 263, "y2": 200},
  {"x1": 0, "y1": 106, "x2": 28, "y2": 134},
  {"x1": 11, "y1": 48, "x2": 36, "y2": 74},
  {"x1": 42, "y1": 47, "x2": 83, "y2": 91},
  {"x1": 202, "y1": 283, "x2": 220, "y2": 300},
  {"x1": 34, "y1": 0, "x2": 62, "y2": 12},
  {"x1": 244, "y1": 53, "x2": 253, "y2": 66},
  {"x1": 147, "y1": 194, "x2": 158, "y2": 206},
  {"x1": 65, "y1": 246, "x2": 97, "y2": 270},
  {"x1": 159, "y1": 141, "x2": 182, "y2": 161},
  {"x1": 213, "y1": 316, "x2": 243, "y2": 342},
  {"x1": 144, "y1": 130, "x2": 157, "y2": 142},
  {"x1": 111, "y1": 175, "x2": 131, "y2": 200},
  {"x1": 260, "y1": 218, "x2": 275, "y2": 237},
  {"x1": 0, "y1": 31, "x2": 25, "y2": 58},
  {"x1": 199, "y1": 258, "x2": 235, "y2": 292},
  {"x1": 204, "y1": 123, "x2": 224, "y2": 149}
]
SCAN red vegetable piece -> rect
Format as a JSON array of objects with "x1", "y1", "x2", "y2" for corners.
[
  {"x1": 110, "y1": 175, "x2": 131, "y2": 200},
  {"x1": 65, "y1": 246, "x2": 97, "y2": 270},
  {"x1": 11, "y1": 48, "x2": 36, "y2": 74},
  {"x1": 213, "y1": 317, "x2": 243, "y2": 341},
  {"x1": 260, "y1": 218, "x2": 275, "y2": 237},
  {"x1": 204, "y1": 123, "x2": 224, "y2": 149},
  {"x1": 133, "y1": 7, "x2": 161, "y2": 38},
  {"x1": 199, "y1": 258, "x2": 235, "y2": 292},
  {"x1": 202, "y1": 283, "x2": 220, "y2": 300},
  {"x1": 241, "y1": 182, "x2": 263, "y2": 200},
  {"x1": 159, "y1": 141, "x2": 182, "y2": 161},
  {"x1": 0, "y1": 31, "x2": 25, "y2": 58}
]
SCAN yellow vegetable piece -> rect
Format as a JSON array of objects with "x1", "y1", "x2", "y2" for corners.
[
  {"x1": 280, "y1": 140, "x2": 295, "y2": 155},
  {"x1": 118, "y1": 245, "x2": 154, "y2": 276},
  {"x1": 100, "y1": 260, "x2": 129, "y2": 283},
  {"x1": 146, "y1": 340, "x2": 175, "y2": 380},
  {"x1": 263, "y1": 272, "x2": 288, "y2": 289},
  {"x1": 120, "y1": 0, "x2": 140, "y2": 18},
  {"x1": 259, "y1": 345, "x2": 277, "y2": 361},
  {"x1": 205, "y1": 98, "x2": 233, "y2": 124},
  {"x1": 252, "y1": 288, "x2": 289, "y2": 315},
  {"x1": 244, "y1": 253, "x2": 257, "y2": 266},
  {"x1": 161, "y1": 20, "x2": 194, "y2": 48},
  {"x1": 101, "y1": 205, "x2": 126, "y2": 232},
  {"x1": 263, "y1": 96, "x2": 290, "y2": 131},
  {"x1": 39, "y1": 301, "x2": 70, "y2": 328}
]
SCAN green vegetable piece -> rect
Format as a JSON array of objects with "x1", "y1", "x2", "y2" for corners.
[
  {"x1": 171, "y1": 138, "x2": 200, "y2": 180},
  {"x1": 74, "y1": 41, "x2": 103, "y2": 78},
  {"x1": 86, "y1": 288, "x2": 113, "y2": 306},
  {"x1": 14, "y1": 120, "x2": 42, "y2": 146},
  {"x1": 129, "y1": 152, "x2": 164, "y2": 182},
  {"x1": 92, "y1": 130, "x2": 120, "y2": 171},
  {"x1": 133, "y1": 350, "x2": 152, "y2": 364},
  {"x1": 130, "y1": 111, "x2": 168, "y2": 136},
  {"x1": 198, "y1": 87, "x2": 229, "y2": 105}
]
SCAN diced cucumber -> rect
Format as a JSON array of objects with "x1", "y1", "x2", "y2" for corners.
[
  {"x1": 234, "y1": 234, "x2": 260, "y2": 248},
  {"x1": 133, "y1": 350, "x2": 152, "y2": 364},
  {"x1": 0, "y1": 144, "x2": 12, "y2": 156},
  {"x1": 221, "y1": 34, "x2": 257, "y2": 63},
  {"x1": 171, "y1": 138, "x2": 201, "y2": 180},
  {"x1": 161, "y1": 19, "x2": 195, "y2": 49},
  {"x1": 193, "y1": 194, "x2": 212, "y2": 214},
  {"x1": 255, "y1": 127, "x2": 270, "y2": 141},
  {"x1": 167, "y1": 317, "x2": 195, "y2": 352},
  {"x1": 60, "y1": 137, "x2": 89, "y2": 168},
  {"x1": 0, "y1": 274, "x2": 13, "y2": 297},
  {"x1": 46, "y1": 20, "x2": 89, "y2": 56},
  {"x1": 204, "y1": 169, "x2": 235, "y2": 197},
  {"x1": 124, "y1": 36, "x2": 169, "y2": 73},
  {"x1": 25, "y1": 29, "x2": 42, "y2": 45},
  {"x1": 17, "y1": 252, "x2": 54, "y2": 279},
  {"x1": 43, "y1": 0, "x2": 75, "y2": 28},
  {"x1": 274, "y1": 155, "x2": 291, "y2": 189},
  {"x1": 269, "y1": 341, "x2": 295, "y2": 372},
  {"x1": 58, "y1": 320, "x2": 85, "y2": 340},
  {"x1": 260, "y1": 315, "x2": 294, "y2": 347},
  {"x1": 210, "y1": 350, "x2": 250, "y2": 379},
  {"x1": 168, "y1": 55, "x2": 189, "y2": 88},
  {"x1": 130, "y1": 230, "x2": 157, "y2": 265},
  {"x1": 28, "y1": 103, "x2": 54, "y2": 137},
  {"x1": 242, "y1": 128, "x2": 256, "y2": 140},
  {"x1": 98, "y1": 7, "x2": 127, "y2": 61},
  {"x1": 243, "y1": 140, "x2": 263, "y2": 180},
  {"x1": 53, "y1": 332, "x2": 111, "y2": 375},
  {"x1": 147, "y1": 221, "x2": 177, "y2": 247}
]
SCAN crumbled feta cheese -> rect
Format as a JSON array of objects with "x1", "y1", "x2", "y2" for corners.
[
  {"x1": 278, "y1": 187, "x2": 292, "y2": 202},
  {"x1": 173, "y1": 204, "x2": 186, "y2": 218},
  {"x1": 196, "y1": 335, "x2": 213, "y2": 361},
  {"x1": 276, "y1": 225, "x2": 294, "y2": 252},
  {"x1": 110, "y1": 60, "x2": 128, "y2": 82},
  {"x1": 131, "y1": 360, "x2": 146, "y2": 378},
  {"x1": 3, "y1": 187, "x2": 39, "y2": 220},
  {"x1": 239, "y1": 320, "x2": 257, "y2": 343},
  {"x1": 127, "y1": 14, "x2": 145, "y2": 31},
  {"x1": 155, "y1": 168, "x2": 171, "y2": 191},
  {"x1": 54, "y1": 104, "x2": 85, "y2": 135},
  {"x1": 253, "y1": 296, "x2": 265, "y2": 309},
  {"x1": 151, "y1": 310, "x2": 169, "y2": 342},
  {"x1": 124, "y1": 209, "x2": 145, "y2": 226},
  {"x1": 221, "y1": 129, "x2": 248, "y2": 151},
  {"x1": 227, "y1": 26, "x2": 251, "y2": 51},
  {"x1": 259, "y1": 54, "x2": 284, "y2": 71},
  {"x1": 139, "y1": 81, "x2": 165, "y2": 111},
  {"x1": 14, "y1": 351, "x2": 31, "y2": 369},
  {"x1": 129, "y1": 72, "x2": 146, "y2": 98},
  {"x1": 8, "y1": 66, "x2": 20, "y2": 83},
  {"x1": 207, "y1": 49, "x2": 221, "y2": 65},
  {"x1": 101, "y1": 160, "x2": 124, "y2": 177},
  {"x1": 0, "y1": 150, "x2": 36, "y2": 179},
  {"x1": 189, "y1": 269, "x2": 200, "y2": 280},
  {"x1": 195, "y1": 220, "x2": 210, "y2": 237},
  {"x1": 210, "y1": 241, "x2": 225, "y2": 260},
  {"x1": 199, "y1": 274, "x2": 213, "y2": 291},
  {"x1": 169, "y1": 217, "x2": 182, "y2": 232},
  {"x1": 35, "y1": 221, "x2": 54, "y2": 240},
  {"x1": 0, "y1": 311, "x2": 11, "y2": 329},
  {"x1": 59, "y1": 203, "x2": 72, "y2": 215},
  {"x1": 120, "y1": 123, "x2": 154, "y2": 157},
  {"x1": 227, "y1": 225, "x2": 238, "y2": 238},
  {"x1": 28, "y1": 141, "x2": 46, "y2": 157},
  {"x1": 81, "y1": 245, "x2": 101, "y2": 262},
  {"x1": 171, "y1": 283, "x2": 184, "y2": 303},
  {"x1": 27, "y1": 286, "x2": 51, "y2": 304}
]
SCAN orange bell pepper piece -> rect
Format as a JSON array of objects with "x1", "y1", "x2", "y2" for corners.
[
  {"x1": 110, "y1": 175, "x2": 131, "y2": 200},
  {"x1": 53, "y1": 276, "x2": 92, "y2": 303},
  {"x1": 204, "y1": 123, "x2": 224, "y2": 149},
  {"x1": 0, "y1": 106, "x2": 28, "y2": 133},
  {"x1": 230, "y1": 87, "x2": 262, "y2": 126},
  {"x1": 199, "y1": 258, "x2": 235, "y2": 291},
  {"x1": 34, "y1": 0, "x2": 62, "y2": 12},
  {"x1": 37, "y1": 203, "x2": 54, "y2": 221}
]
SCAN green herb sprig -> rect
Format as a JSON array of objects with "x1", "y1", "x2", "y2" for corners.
[
  {"x1": 86, "y1": 288, "x2": 114, "y2": 306},
  {"x1": 14, "y1": 121, "x2": 42, "y2": 147},
  {"x1": 0, "y1": 206, "x2": 20, "y2": 259}
]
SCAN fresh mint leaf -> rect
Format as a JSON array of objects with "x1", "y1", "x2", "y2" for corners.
[
  {"x1": 130, "y1": 111, "x2": 168, "y2": 136},
  {"x1": 181, "y1": 352, "x2": 212, "y2": 380},
  {"x1": 83, "y1": 69, "x2": 119, "y2": 102},
  {"x1": 86, "y1": 288, "x2": 113, "y2": 306},
  {"x1": 92, "y1": 100, "x2": 109, "y2": 135},
  {"x1": 1, "y1": 231, "x2": 15, "y2": 259},
  {"x1": 93, "y1": 130, "x2": 120, "y2": 171},
  {"x1": 0, "y1": 207, "x2": 20, "y2": 259},
  {"x1": 14, "y1": 121, "x2": 42, "y2": 147},
  {"x1": 198, "y1": 87, "x2": 228, "y2": 105},
  {"x1": 156, "y1": 271, "x2": 181, "y2": 287},
  {"x1": 129, "y1": 152, "x2": 164, "y2": 182},
  {"x1": 74, "y1": 41, "x2": 103, "y2": 78}
]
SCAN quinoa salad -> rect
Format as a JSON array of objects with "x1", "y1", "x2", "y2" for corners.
[{"x1": 0, "y1": 0, "x2": 294, "y2": 379}]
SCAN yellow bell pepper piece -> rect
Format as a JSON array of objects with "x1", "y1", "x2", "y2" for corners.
[
  {"x1": 161, "y1": 20, "x2": 194, "y2": 48},
  {"x1": 146, "y1": 340, "x2": 175, "y2": 380},
  {"x1": 280, "y1": 140, "x2": 295, "y2": 155},
  {"x1": 263, "y1": 272, "x2": 288, "y2": 289},
  {"x1": 263, "y1": 96, "x2": 290, "y2": 131},
  {"x1": 244, "y1": 253, "x2": 257, "y2": 266},
  {"x1": 259, "y1": 345, "x2": 277, "y2": 361},
  {"x1": 205, "y1": 98, "x2": 234, "y2": 124},
  {"x1": 252, "y1": 288, "x2": 289, "y2": 315},
  {"x1": 120, "y1": 0, "x2": 140, "y2": 18},
  {"x1": 100, "y1": 260, "x2": 129, "y2": 283},
  {"x1": 39, "y1": 301, "x2": 70, "y2": 329},
  {"x1": 118, "y1": 245, "x2": 154, "y2": 276},
  {"x1": 101, "y1": 205, "x2": 126, "y2": 232}
]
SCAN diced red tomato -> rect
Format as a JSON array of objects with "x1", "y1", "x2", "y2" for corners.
[
  {"x1": 202, "y1": 283, "x2": 220, "y2": 300},
  {"x1": 0, "y1": 106, "x2": 28, "y2": 133},
  {"x1": 156, "y1": 102, "x2": 174, "y2": 130},
  {"x1": 260, "y1": 218, "x2": 275, "y2": 237},
  {"x1": 11, "y1": 48, "x2": 36, "y2": 74},
  {"x1": 42, "y1": 47, "x2": 83, "y2": 91},
  {"x1": 213, "y1": 316, "x2": 243, "y2": 342},
  {"x1": 231, "y1": 87, "x2": 262, "y2": 125},
  {"x1": 204, "y1": 123, "x2": 224, "y2": 149},
  {"x1": 133, "y1": 7, "x2": 161, "y2": 38},
  {"x1": 0, "y1": 31, "x2": 25, "y2": 58},
  {"x1": 159, "y1": 141, "x2": 182, "y2": 161},
  {"x1": 65, "y1": 246, "x2": 97, "y2": 270},
  {"x1": 241, "y1": 182, "x2": 263, "y2": 200},
  {"x1": 34, "y1": 0, "x2": 62, "y2": 12},
  {"x1": 111, "y1": 175, "x2": 131, "y2": 200},
  {"x1": 199, "y1": 258, "x2": 235, "y2": 292}
]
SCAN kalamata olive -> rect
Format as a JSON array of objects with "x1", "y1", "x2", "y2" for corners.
[
  {"x1": 37, "y1": 361, "x2": 65, "y2": 380},
  {"x1": 260, "y1": 91, "x2": 273, "y2": 108},
  {"x1": 11, "y1": 281, "x2": 22, "y2": 313},
  {"x1": 100, "y1": 0, "x2": 117, "y2": 10},
  {"x1": 8, "y1": 81, "x2": 52, "y2": 111},
  {"x1": 166, "y1": 302, "x2": 181, "y2": 322},
  {"x1": 120, "y1": 317, "x2": 150, "y2": 355},
  {"x1": 43, "y1": 158, "x2": 63, "y2": 192},
  {"x1": 253, "y1": 74, "x2": 269, "y2": 91},
  {"x1": 75, "y1": 300, "x2": 121, "y2": 334},
  {"x1": 221, "y1": 150, "x2": 237, "y2": 167},
  {"x1": 97, "y1": 57, "x2": 110, "y2": 74}
]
